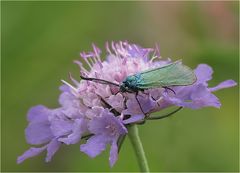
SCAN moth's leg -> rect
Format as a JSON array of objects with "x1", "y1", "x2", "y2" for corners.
[
  {"x1": 114, "y1": 90, "x2": 120, "y2": 95},
  {"x1": 136, "y1": 91, "x2": 148, "y2": 100},
  {"x1": 163, "y1": 87, "x2": 176, "y2": 95},
  {"x1": 147, "y1": 107, "x2": 183, "y2": 120},
  {"x1": 133, "y1": 89, "x2": 147, "y2": 97},
  {"x1": 135, "y1": 92, "x2": 146, "y2": 116},
  {"x1": 136, "y1": 90, "x2": 161, "y2": 108},
  {"x1": 98, "y1": 95, "x2": 121, "y2": 116},
  {"x1": 135, "y1": 90, "x2": 160, "y2": 116},
  {"x1": 139, "y1": 90, "x2": 161, "y2": 107},
  {"x1": 151, "y1": 96, "x2": 161, "y2": 107},
  {"x1": 142, "y1": 90, "x2": 148, "y2": 95}
]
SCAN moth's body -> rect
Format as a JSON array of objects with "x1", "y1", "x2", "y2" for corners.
[
  {"x1": 120, "y1": 74, "x2": 144, "y2": 93},
  {"x1": 80, "y1": 61, "x2": 197, "y2": 115},
  {"x1": 119, "y1": 61, "x2": 197, "y2": 93}
]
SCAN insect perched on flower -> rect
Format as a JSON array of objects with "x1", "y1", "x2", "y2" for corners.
[
  {"x1": 17, "y1": 41, "x2": 236, "y2": 168},
  {"x1": 80, "y1": 60, "x2": 197, "y2": 114},
  {"x1": 81, "y1": 60, "x2": 196, "y2": 93}
]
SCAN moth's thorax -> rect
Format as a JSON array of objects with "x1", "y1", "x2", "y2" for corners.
[{"x1": 119, "y1": 74, "x2": 142, "y2": 93}]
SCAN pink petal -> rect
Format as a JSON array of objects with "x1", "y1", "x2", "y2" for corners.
[
  {"x1": 45, "y1": 139, "x2": 61, "y2": 162},
  {"x1": 210, "y1": 80, "x2": 237, "y2": 92},
  {"x1": 109, "y1": 140, "x2": 118, "y2": 167},
  {"x1": 17, "y1": 145, "x2": 47, "y2": 164}
]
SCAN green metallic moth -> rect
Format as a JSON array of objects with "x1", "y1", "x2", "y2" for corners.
[
  {"x1": 80, "y1": 61, "x2": 197, "y2": 115},
  {"x1": 80, "y1": 61, "x2": 197, "y2": 92}
]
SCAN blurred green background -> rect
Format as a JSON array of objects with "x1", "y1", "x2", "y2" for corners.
[{"x1": 1, "y1": 1, "x2": 239, "y2": 172}]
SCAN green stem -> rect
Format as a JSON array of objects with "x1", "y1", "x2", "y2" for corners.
[{"x1": 128, "y1": 124, "x2": 150, "y2": 172}]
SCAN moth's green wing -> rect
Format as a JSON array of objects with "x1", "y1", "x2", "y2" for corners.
[{"x1": 136, "y1": 61, "x2": 197, "y2": 89}]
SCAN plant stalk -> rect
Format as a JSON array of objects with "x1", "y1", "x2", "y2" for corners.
[{"x1": 128, "y1": 124, "x2": 150, "y2": 172}]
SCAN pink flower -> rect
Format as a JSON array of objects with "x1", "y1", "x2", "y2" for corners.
[{"x1": 18, "y1": 41, "x2": 237, "y2": 167}]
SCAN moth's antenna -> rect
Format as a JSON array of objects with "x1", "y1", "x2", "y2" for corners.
[{"x1": 80, "y1": 75, "x2": 120, "y2": 87}]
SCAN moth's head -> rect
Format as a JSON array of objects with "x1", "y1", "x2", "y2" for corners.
[
  {"x1": 120, "y1": 80, "x2": 136, "y2": 93},
  {"x1": 119, "y1": 83, "x2": 128, "y2": 92}
]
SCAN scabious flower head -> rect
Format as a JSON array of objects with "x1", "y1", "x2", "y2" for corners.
[{"x1": 18, "y1": 41, "x2": 236, "y2": 166}]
